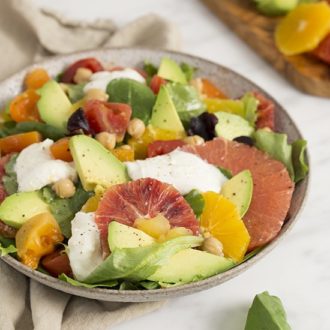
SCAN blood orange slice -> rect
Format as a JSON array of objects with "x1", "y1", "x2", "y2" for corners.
[
  {"x1": 95, "y1": 178, "x2": 199, "y2": 254},
  {"x1": 183, "y1": 138, "x2": 294, "y2": 250}
]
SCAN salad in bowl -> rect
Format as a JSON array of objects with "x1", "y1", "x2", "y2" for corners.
[{"x1": 0, "y1": 53, "x2": 308, "y2": 292}]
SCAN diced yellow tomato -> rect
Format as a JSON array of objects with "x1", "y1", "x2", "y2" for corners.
[
  {"x1": 111, "y1": 146, "x2": 135, "y2": 162},
  {"x1": 50, "y1": 137, "x2": 73, "y2": 162},
  {"x1": 0, "y1": 131, "x2": 42, "y2": 155},
  {"x1": 128, "y1": 125, "x2": 186, "y2": 159},
  {"x1": 82, "y1": 195, "x2": 101, "y2": 212},
  {"x1": 24, "y1": 68, "x2": 50, "y2": 90},
  {"x1": 9, "y1": 89, "x2": 40, "y2": 122},
  {"x1": 16, "y1": 213, "x2": 64, "y2": 269}
]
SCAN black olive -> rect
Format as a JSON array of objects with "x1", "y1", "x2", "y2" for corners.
[
  {"x1": 67, "y1": 108, "x2": 92, "y2": 135},
  {"x1": 233, "y1": 136, "x2": 254, "y2": 146},
  {"x1": 188, "y1": 112, "x2": 218, "y2": 141}
]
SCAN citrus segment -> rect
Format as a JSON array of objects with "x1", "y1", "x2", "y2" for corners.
[
  {"x1": 95, "y1": 178, "x2": 199, "y2": 254},
  {"x1": 200, "y1": 192, "x2": 250, "y2": 262},
  {"x1": 275, "y1": 3, "x2": 330, "y2": 56},
  {"x1": 183, "y1": 138, "x2": 294, "y2": 250}
]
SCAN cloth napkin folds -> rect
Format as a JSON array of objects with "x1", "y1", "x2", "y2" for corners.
[{"x1": 0, "y1": 0, "x2": 181, "y2": 329}]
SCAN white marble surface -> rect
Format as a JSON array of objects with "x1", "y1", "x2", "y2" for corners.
[{"x1": 34, "y1": 0, "x2": 330, "y2": 329}]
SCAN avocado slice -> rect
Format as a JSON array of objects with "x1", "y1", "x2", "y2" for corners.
[
  {"x1": 108, "y1": 221, "x2": 155, "y2": 250},
  {"x1": 221, "y1": 170, "x2": 253, "y2": 217},
  {"x1": 245, "y1": 291, "x2": 291, "y2": 330},
  {"x1": 0, "y1": 191, "x2": 49, "y2": 228},
  {"x1": 69, "y1": 135, "x2": 128, "y2": 191},
  {"x1": 255, "y1": 0, "x2": 298, "y2": 16},
  {"x1": 150, "y1": 85, "x2": 185, "y2": 134},
  {"x1": 215, "y1": 112, "x2": 254, "y2": 140},
  {"x1": 37, "y1": 80, "x2": 72, "y2": 133},
  {"x1": 157, "y1": 57, "x2": 187, "y2": 84},
  {"x1": 148, "y1": 248, "x2": 235, "y2": 284}
]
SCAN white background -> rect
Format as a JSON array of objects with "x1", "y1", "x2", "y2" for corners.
[{"x1": 34, "y1": 1, "x2": 330, "y2": 329}]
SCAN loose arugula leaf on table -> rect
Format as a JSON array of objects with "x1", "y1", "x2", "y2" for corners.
[
  {"x1": 59, "y1": 274, "x2": 118, "y2": 288},
  {"x1": 107, "y1": 78, "x2": 156, "y2": 124},
  {"x1": 0, "y1": 121, "x2": 65, "y2": 140},
  {"x1": 41, "y1": 184, "x2": 92, "y2": 238},
  {"x1": 2, "y1": 154, "x2": 18, "y2": 194},
  {"x1": 84, "y1": 236, "x2": 203, "y2": 284},
  {"x1": 184, "y1": 189, "x2": 205, "y2": 218}
]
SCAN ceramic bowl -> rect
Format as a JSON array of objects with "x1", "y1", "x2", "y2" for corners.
[{"x1": 0, "y1": 48, "x2": 309, "y2": 302}]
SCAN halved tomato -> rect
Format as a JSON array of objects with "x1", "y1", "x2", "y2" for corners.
[
  {"x1": 84, "y1": 100, "x2": 132, "y2": 140},
  {"x1": 60, "y1": 58, "x2": 104, "y2": 83},
  {"x1": 147, "y1": 140, "x2": 186, "y2": 158},
  {"x1": 41, "y1": 250, "x2": 72, "y2": 277}
]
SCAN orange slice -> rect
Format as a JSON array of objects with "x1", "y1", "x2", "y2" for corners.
[
  {"x1": 275, "y1": 3, "x2": 330, "y2": 56},
  {"x1": 200, "y1": 192, "x2": 250, "y2": 262}
]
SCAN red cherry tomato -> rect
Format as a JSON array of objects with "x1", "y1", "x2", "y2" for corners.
[
  {"x1": 41, "y1": 250, "x2": 72, "y2": 278},
  {"x1": 150, "y1": 75, "x2": 166, "y2": 94},
  {"x1": 60, "y1": 58, "x2": 104, "y2": 83},
  {"x1": 147, "y1": 140, "x2": 186, "y2": 158},
  {"x1": 84, "y1": 100, "x2": 132, "y2": 139}
]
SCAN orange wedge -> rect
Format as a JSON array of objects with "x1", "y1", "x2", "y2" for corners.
[
  {"x1": 275, "y1": 2, "x2": 330, "y2": 56},
  {"x1": 200, "y1": 192, "x2": 250, "y2": 262}
]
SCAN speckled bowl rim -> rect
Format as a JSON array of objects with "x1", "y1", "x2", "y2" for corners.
[{"x1": 0, "y1": 47, "x2": 309, "y2": 302}]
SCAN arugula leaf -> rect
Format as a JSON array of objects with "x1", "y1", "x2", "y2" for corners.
[
  {"x1": 66, "y1": 84, "x2": 85, "y2": 103},
  {"x1": 107, "y1": 79, "x2": 156, "y2": 124},
  {"x1": 0, "y1": 121, "x2": 65, "y2": 140},
  {"x1": 0, "y1": 236, "x2": 17, "y2": 256},
  {"x1": 180, "y1": 63, "x2": 197, "y2": 82},
  {"x1": 184, "y1": 190, "x2": 205, "y2": 218},
  {"x1": 292, "y1": 139, "x2": 309, "y2": 183},
  {"x1": 167, "y1": 83, "x2": 205, "y2": 124},
  {"x1": 2, "y1": 154, "x2": 18, "y2": 195},
  {"x1": 84, "y1": 235, "x2": 203, "y2": 284},
  {"x1": 41, "y1": 184, "x2": 92, "y2": 238},
  {"x1": 254, "y1": 129, "x2": 294, "y2": 179},
  {"x1": 143, "y1": 61, "x2": 158, "y2": 84},
  {"x1": 59, "y1": 274, "x2": 118, "y2": 288}
]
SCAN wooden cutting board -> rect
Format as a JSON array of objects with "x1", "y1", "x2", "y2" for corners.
[{"x1": 201, "y1": 0, "x2": 330, "y2": 98}]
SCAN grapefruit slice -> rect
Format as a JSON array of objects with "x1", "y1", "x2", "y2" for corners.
[
  {"x1": 95, "y1": 178, "x2": 199, "y2": 254},
  {"x1": 183, "y1": 138, "x2": 294, "y2": 250}
]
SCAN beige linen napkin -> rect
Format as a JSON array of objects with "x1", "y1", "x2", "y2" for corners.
[{"x1": 0, "y1": 0, "x2": 181, "y2": 329}]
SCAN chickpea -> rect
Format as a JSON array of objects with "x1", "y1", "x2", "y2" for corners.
[
  {"x1": 73, "y1": 68, "x2": 93, "y2": 84},
  {"x1": 84, "y1": 88, "x2": 109, "y2": 102},
  {"x1": 201, "y1": 236, "x2": 224, "y2": 257},
  {"x1": 184, "y1": 135, "x2": 205, "y2": 146},
  {"x1": 96, "y1": 132, "x2": 116, "y2": 150},
  {"x1": 127, "y1": 118, "x2": 145, "y2": 139},
  {"x1": 52, "y1": 179, "x2": 76, "y2": 198}
]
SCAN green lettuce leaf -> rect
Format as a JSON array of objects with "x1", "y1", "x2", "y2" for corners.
[
  {"x1": 254, "y1": 129, "x2": 294, "y2": 178},
  {"x1": 241, "y1": 93, "x2": 259, "y2": 126},
  {"x1": 167, "y1": 83, "x2": 205, "y2": 124},
  {"x1": 184, "y1": 190, "x2": 205, "y2": 218},
  {"x1": 218, "y1": 167, "x2": 233, "y2": 179},
  {"x1": 2, "y1": 154, "x2": 18, "y2": 195},
  {"x1": 59, "y1": 274, "x2": 118, "y2": 288},
  {"x1": 254, "y1": 129, "x2": 309, "y2": 182},
  {"x1": 84, "y1": 235, "x2": 203, "y2": 284},
  {"x1": 0, "y1": 236, "x2": 17, "y2": 256},
  {"x1": 180, "y1": 63, "x2": 197, "y2": 82},
  {"x1": 0, "y1": 121, "x2": 65, "y2": 140},
  {"x1": 292, "y1": 139, "x2": 308, "y2": 183},
  {"x1": 107, "y1": 78, "x2": 156, "y2": 124},
  {"x1": 41, "y1": 184, "x2": 92, "y2": 238},
  {"x1": 143, "y1": 61, "x2": 158, "y2": 84}
]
